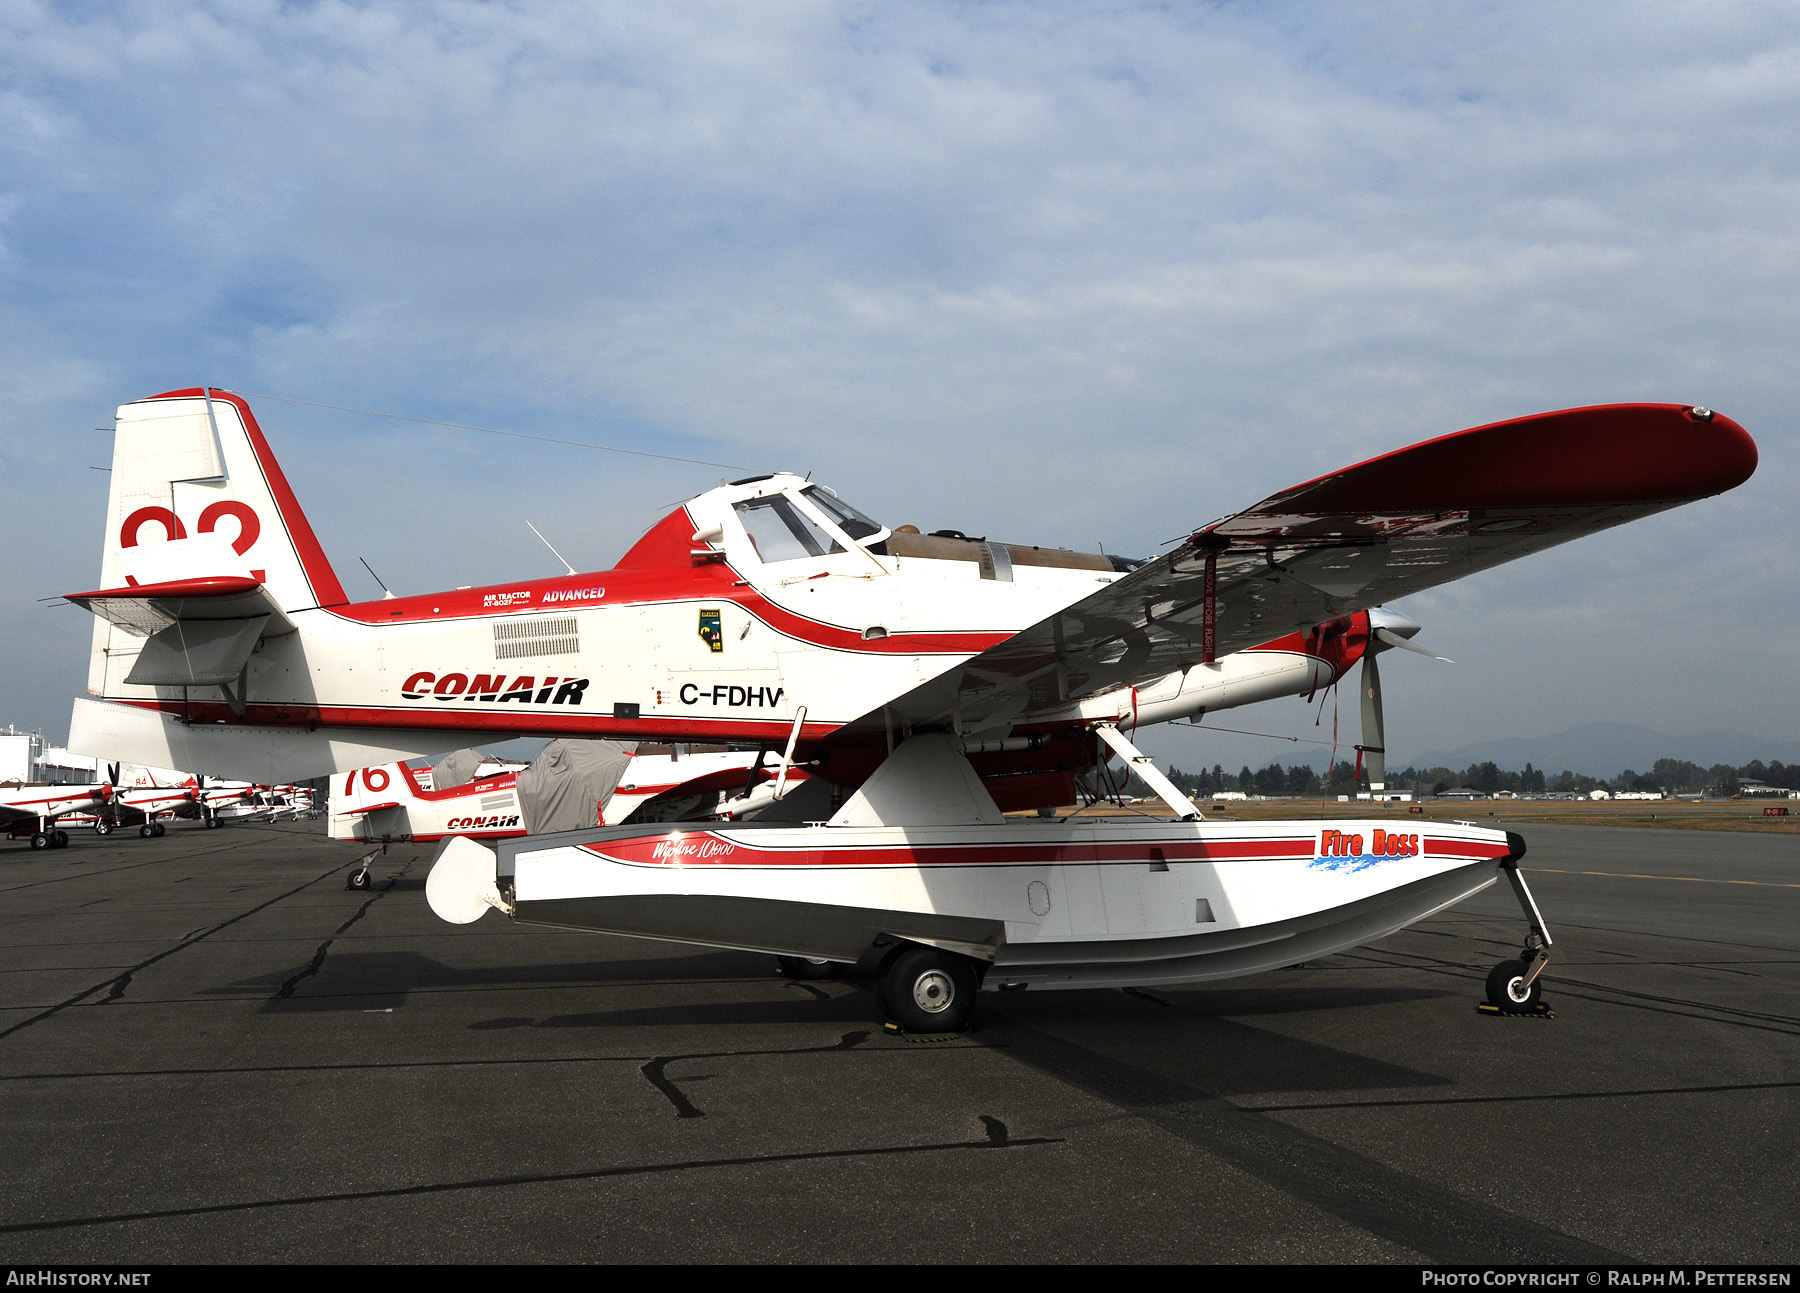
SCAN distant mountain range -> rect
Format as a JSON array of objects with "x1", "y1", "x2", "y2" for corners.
[{"x1": 1399, "y1": 723, "x2": 1800, "y2": 779}]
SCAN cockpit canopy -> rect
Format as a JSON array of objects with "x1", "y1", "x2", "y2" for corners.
[{"x1": 732, "y1": 486, "x2": 885, "y2": 563}]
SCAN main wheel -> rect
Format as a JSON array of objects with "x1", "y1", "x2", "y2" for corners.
[
  {"x1": 52, "y1": 830, "x2": 69, "y2": 848},
  {"x1": 30, "y1": 832, "x2": 50, "y2": 851},
  {"x1": 151, "y1": 822, "x2": 166, "y2": 837},
  {"x1": 139, "y1": 823, "x2": 155, "y2": 838},
  {"x1": 1486, "y1": 958, "x2": 1543, "y2": 1014},
  {"x1": 93, "y1": 820, "x2": 112, "y2": 837},
  {"x1": 881, "y1": 946, "x2": 978, "y2": 1034}
]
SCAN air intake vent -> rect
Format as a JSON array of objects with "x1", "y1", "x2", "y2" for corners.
[{"x1": 494, "y1": 616, "x2": 580, "y2": 660}]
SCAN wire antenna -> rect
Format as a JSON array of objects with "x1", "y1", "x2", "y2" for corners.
[
  {"x1": 358, "y1": 557, "x2": 396, "y2": 600},
  {"x1": 527, "y1": 521, "x2": 578, "y2": 576}
]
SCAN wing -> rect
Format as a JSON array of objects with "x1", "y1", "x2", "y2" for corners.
[{"x1": 856, "y1": 403, "x2": 1756, "y2": 736}]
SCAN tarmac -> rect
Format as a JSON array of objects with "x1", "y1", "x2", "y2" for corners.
[{"x1": 0, "y1": 817, "x2": 1795, "y2": 1264}]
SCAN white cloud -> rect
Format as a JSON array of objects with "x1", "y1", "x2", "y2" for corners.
[{"x1": 0, "y1": 0, "x2": 1794, "y2": 752}]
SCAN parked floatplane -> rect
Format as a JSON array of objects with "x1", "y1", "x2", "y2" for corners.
[{"x1": 63, "y1": 391, "x2": 1755, "y2": 1029}]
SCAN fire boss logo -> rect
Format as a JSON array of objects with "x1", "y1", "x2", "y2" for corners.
[
  {"x1": 1316, "y1": 828, "x2": 1420, "y2": 860},
  {"x1": 400, "y1": 672, "x2": 590, "y2": 705}
]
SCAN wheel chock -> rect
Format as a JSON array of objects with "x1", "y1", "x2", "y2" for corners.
[
  {"x1": 882, "y1": 1019, "x2": 970, "y2": 1043},
  {"x1": 1475, "y1": 1001, "x2": 1556, "y2": 1019}
]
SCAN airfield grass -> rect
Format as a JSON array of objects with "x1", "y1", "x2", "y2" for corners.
[{"x1": 1031, "y1": 797, "x2": 1800, "y2": 834}]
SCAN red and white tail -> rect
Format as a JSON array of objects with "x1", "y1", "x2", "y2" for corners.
[{"x1": 87, "y1": 388, "x2": 347, "y2": 694}]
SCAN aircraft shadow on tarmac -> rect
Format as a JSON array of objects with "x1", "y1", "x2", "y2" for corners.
[
  {"x1": 217, "y1": 946, "x2": 809, "y2": 1012},
  {"x1": 220, "y1": 946, "x2": 1454, "y2": 1097}
]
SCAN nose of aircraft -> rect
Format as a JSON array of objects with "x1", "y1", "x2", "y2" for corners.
[{"x1": 1366, "y1": 607, "x2": 1422, "y2": 640}]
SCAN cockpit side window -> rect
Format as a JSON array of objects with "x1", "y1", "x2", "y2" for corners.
[
  {"x1": 802, "y1": 486, "x2": 885, "y2": 541},
  {"x1": 734, "y1": 495, "x2": 845, "y2": 563}
]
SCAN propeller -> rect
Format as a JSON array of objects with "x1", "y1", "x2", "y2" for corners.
[{"x1": 1357, "y1": 610, "x2": 1451, "y2": 795}]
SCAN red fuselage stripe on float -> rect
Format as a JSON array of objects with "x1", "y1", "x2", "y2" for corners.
[{"x1": 578, "y1": 836, "x2": 1319, "y2": 869}]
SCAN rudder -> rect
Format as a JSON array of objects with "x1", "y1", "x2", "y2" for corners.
[{"x1": 87, "y1": 388, "x2": 348, "y2": 695}]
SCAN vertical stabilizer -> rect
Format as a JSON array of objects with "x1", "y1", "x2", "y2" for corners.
[{"x1": 87, "y1": 388, "x2": 348, "y2": 695}]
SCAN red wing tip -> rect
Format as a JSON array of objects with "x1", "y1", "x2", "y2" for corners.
[{"x1": 1261, "y1": 402, "x2": 1759, "y2": 514}]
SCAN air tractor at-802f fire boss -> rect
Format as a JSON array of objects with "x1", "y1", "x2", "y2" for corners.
[{"x1": 63, "y1": 389, "x2": 1756, "y2": 1031}]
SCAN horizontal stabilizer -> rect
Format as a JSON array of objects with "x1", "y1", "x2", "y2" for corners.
[
  {"x1": 67, "y1": 577, "x2": 296, "y2": 638},
  {"x1": 68, "y1": 697, "x2": 500, "y2": 782}
]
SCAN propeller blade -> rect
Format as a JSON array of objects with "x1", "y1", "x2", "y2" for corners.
[
  {"x1": 108, "y1": 762, "x2": 120, "y2": 787},
  {"x1": 1373, "y1": 626, "x2": 1452, "y2": 663},
  {"x1": 1359, "y1": 651, "x2": 1385, "y2": 793}
]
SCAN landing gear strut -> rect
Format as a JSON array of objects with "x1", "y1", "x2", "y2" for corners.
[
  {"x1": 1486, "y1": 839, "x2": 1553, "y2": 1015},
  {"x1": 347, "y1": 846, "x2": 382, "y2": 891}
]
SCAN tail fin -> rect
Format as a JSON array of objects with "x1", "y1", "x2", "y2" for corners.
[{"x1": 87, "y1": 388, "x2": 348, "y2": 695}]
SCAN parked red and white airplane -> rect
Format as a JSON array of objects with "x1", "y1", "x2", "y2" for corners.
[
  {"x1": 0, "y1": 782, "x2": 114, "y2": 849},
  {"x1": 332, "y1": 744, "x2": 801, "y2": 850},
  {"x1": 62, "y1": 389, "x2": 1756, "y2": 1028}
]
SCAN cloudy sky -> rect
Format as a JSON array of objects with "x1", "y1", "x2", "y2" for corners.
[{"x1": 1, "y1": 1, "x2": 1793, "y2": 773}]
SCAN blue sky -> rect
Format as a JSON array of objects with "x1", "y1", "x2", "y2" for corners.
[{"x1": 1, "y1": 1, "x2": 1794, "y2": 771}]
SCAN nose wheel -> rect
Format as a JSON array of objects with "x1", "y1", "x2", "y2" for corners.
[{"x1": 1484, "y1": 842, "x2": 1555, "y2": 1016}]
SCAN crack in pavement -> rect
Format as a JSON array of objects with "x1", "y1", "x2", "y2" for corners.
[
  {"x1": 1246, "y1": 1076, "x2": 1800, "y2": 1114},
  {"x1": 643, "y1": 1028, "x2": 877, "y2": 1118},
  {"x1": 991, "y1": 1018, "x2": 1629, "y2": 1264},
  {"x1": 0, "y1": 858, "x2": 357, "y2": 1042},
  {"x1": 0, "y1": 1117, "x2": 1061, "y2": 1235},
  {"x1": 1346, "y1": 947, "x2": 1800, "y2": 1036},
  {"x1": 275, "y1": 859, "x2": 414, "y2": 1001}
]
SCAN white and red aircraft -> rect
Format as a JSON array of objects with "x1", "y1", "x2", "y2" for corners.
[
  {"x1": 331, "y1": 745, "x2": 798, "y2": 855},
  {"x1": 63, "y1": 389, "x2": 1757, "y2": 1029},
  {"x1": 0, "y1": 782, "x2": 115, "y2": 850}
]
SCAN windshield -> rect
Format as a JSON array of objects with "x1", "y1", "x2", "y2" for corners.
[
  {"x1": 734, "y1": 495, "x2": 845, "y2": 563},
  {"x1": 802, "y1": 486, "x2": 885, "y2": 541}
]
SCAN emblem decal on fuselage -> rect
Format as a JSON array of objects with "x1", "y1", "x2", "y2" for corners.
[
  {"x1": 698, "y1": 607, "x2": 723, "y2": 653},
  {"x1": 1308, "y1": 827, "x2": 1420, "y2": 873}
]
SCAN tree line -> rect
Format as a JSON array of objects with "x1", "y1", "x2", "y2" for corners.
[{"x1": 1134, "y1": 756, "x2": 1795, "y2": 799}]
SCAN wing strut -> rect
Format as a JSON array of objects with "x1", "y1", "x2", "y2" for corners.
[
  {"x1": 1202, "y1": 547, "x2": 1218, "y2": 664},
  {"x1": 773, "y1": 706, "x2": 808, "y2": 801},
  {"x1": 1093, "y1": 722, "x2": 1202, "y2": 821}
]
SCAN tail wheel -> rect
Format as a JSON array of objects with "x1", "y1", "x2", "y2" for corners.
[
  {"x1": 775, "y1": 955, "x2": 842, "y2": 980},
  {"x1": 880, "y1": 946, "x2": 979, "y2": 1034},
  {"x1": 347, "y1": 870, "x2": 371, "y2": 891},
  {"x1": 1486, "y1": 958, "x2": 1543, "y2": 1014}
]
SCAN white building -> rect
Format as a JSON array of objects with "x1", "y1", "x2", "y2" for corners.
[{"x1": 0, "y1": 728, "x2": 44, "y2": 785}]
